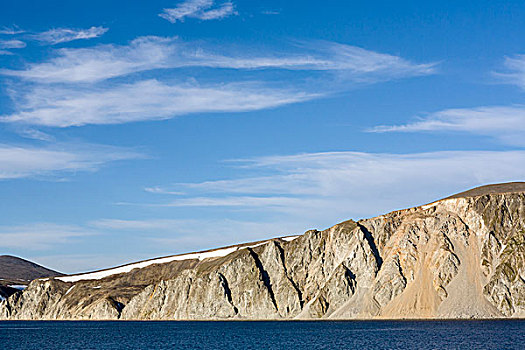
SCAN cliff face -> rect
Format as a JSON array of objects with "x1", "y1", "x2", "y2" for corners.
[{"x1": 2, "y1": 184, "x2": 524, "y2": 320}]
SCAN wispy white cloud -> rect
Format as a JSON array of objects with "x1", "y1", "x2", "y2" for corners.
[
  {"x1": 0, "y1": 37, "x2": 435, "y2": 127},
  {"x1": 120, "y1": 196, "x2": 303, "y2": 208},
  {"x1": 80, "y1": 149, "x2": 525, "y2": 270},
  {"x1": 159, "y1": 0, "x2": 236, "y2": 23},
  {"x1": 368, "y1": 105, "x2": 525, "y2": 146},
  {"x1": 30, "y1": 26, "x2": 108, "y2": 45},
  {"x1": 2, "y1": 36, "x2": 176, "y2": 83},
  {"x1": 369, "y1": 53, "x2": 525, "y2": 145},
  {"x1": 0, "y1": 36, "x2": 436, "y2": 84},
  {"x1": 197, "y1": 2, "x2": 235, "y2": 20},
  {"x1": 91, "y1": 218, "x2": 304, "y2": 254},
  {"x1": 1, "y1": 79, "x2": 317, "y2": 127},
  {"x1": 92, "y1": 218, "x2": 185, "y2": 230},
  {"x1": 0, "y1": 223, "x2": 96, "y2": 250},
  {"x1": 187, "y1": 41, "x2": 436, "y2": 82},
  {"x1": 14, "y1": 127, "x2": 56, "y2": 142},
  {"x1": 0, "y1": 39, "x2": 26, "y2": 49},
  {"x1": 0, "y1": 34, "x2": 436, "y2": 130},
  {"x1": 144, "y1": 186, "x2": 185, "y2": 195},
  {"x1": 295, "y1": 41, "x2": 437, "y2": 82},
  {"x1": 0, "y1": 26, "x2": 25, "y2": 35},
  {"x1": 145, "y1": 150, "x2": 525, "y2": 220},
  {"x1": 493, "y1": 54, "x2": 525, "y2": 89},
  {"x1": 0, "y1": 143, "x2": 142, "y2": 179},
  {"x1": 0, "y1": 38, "x2": 25, "y2": 55}
]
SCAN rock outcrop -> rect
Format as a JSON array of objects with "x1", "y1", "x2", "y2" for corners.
[{"x1": 2, "y1": 182, "x2": 524, "y2": 320}]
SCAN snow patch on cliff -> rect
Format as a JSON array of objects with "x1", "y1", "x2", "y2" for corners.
[
  {"x1": 56, "y1": 237, "x2": 297, "y2": 283},
  {"x1": 8, "y1": 285, "x2": 27, "y2": 290}
]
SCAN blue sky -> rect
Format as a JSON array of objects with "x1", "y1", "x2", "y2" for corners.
[{"x1": 1, "y1": 0, "x2": 525, "y2": 273}]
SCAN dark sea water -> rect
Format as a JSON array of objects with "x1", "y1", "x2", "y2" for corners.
[{"x1": 1, "y1": 320, "x2": 524, "y2": 349}]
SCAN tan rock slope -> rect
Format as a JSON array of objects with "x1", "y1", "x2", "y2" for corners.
[{"x1": 1, "y1": 182, "x2": 524, "y2": 320}]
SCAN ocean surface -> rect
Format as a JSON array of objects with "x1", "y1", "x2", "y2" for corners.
[{"x1": 1, "y1": 320, "x2": 524, "y2": 349}]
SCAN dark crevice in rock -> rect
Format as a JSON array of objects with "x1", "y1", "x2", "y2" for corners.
[
  {"x1": 395, "y1": 257, "x2": 408, "y2": 286},
  {"x1": 357, "y1": 223, "x2": 383, "y2": 270},
  {"x1": 274, "y1": 241, "x2": 304, "y2": 308},
  {"x1": 217, "y1": 272, "x2": 238, "y2": 315},
  {"x1": 342, "y1": 263, "x2": 357, "y2": 293},
  {"x1": 317, "y1": 296, "x2": 329, "y2": 315},
  {"x1": 442, "y1": 233, "x2": 455, "y2": 252},
  {"x1": 247, "y1": 248, "x2": 278, "y2": 312},
  {"x1": 3, "y1": 299, "x2": 12, "y2": 317},
  {"x1": 344, "y1": 265, "x2": 357, "y2": 281},
  {"x1": 116, "y1": 302, "x2": 125, "y2": 313},
  {"x1": 108, "y1": 297, "x2": 125, "y2": 319}
]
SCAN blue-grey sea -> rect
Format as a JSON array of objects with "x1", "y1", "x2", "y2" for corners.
[{"x1": 1, "y1": 320, "x2": 524, "y2": 349}]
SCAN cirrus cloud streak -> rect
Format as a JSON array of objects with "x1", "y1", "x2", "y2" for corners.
[
  {"x1": 0, "y1": 36, "x2": 437, "y2": 84},
  {"x1": 0, "y1": 223, "x2": 97, "y2": 250},
  {"x1": 369, "y1": 105, "x2": 525, "y2": 146},
  {"x1": 146, "y1": 150, "x2": 525, "y2": 220},
  {"x1": 1, "y1": 79, "x2": 318, "y2": 127},
  {"x1": 159, "y1": 0, "x2": 236, "y2": 23},
  {"x1": 30, "y1": 26, "x2": 108, "y2": 45},
  {"x1": 0, "y1": 143, "x2": 142, "y2": 179}
]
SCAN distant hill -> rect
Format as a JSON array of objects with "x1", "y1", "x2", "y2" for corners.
[
  {"x1": 0, "y1": 256, "x2": 61, "y2": 300},
  {"x1": 0, "y1": 255, "x2": 61, "y2": 284}
]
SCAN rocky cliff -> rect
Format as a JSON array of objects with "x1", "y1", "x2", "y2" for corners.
[{"x1": 1, "y1": 182, "x2": 524, "y2": 320}]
